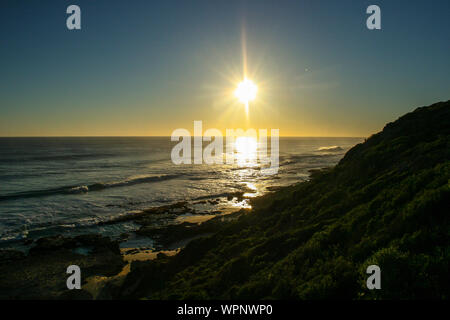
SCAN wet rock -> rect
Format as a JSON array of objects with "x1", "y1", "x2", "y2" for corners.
[
  {"x1": 29, "y1": 234, "x2": 121, "y2": 255},
  {"x1": 226, "y1": 191, "x2": 245, "y2": 202},
  {"x1": 266, "y1": 186, "x2": 284, "y2": 192},
  {"x1": 123, "y1": 248, "x2": 139, "y2": 255},
  {"x1": 22, "y1": 238, "x2": 34, "y2": 246},
  {"x1": 118, "y1": 233, "x2": 130, "y2": 242},
  {"x1": 29, "y1": 235, "x2": 77, "y2": 254},
  {"x1": 98, "y1": 201, "x2": 193, "y2": 226}
]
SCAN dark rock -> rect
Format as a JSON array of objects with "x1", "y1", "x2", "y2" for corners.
[
  {"x1": 29, "y1": 235, "x2": 77, "y2": 254},
  {"x1": 98, "y1": 201, "x2": 192, "y2": 226},
  {"x1": 266, "y1": 186, "x2": 284, "y2": 192},
  {"x1": 0, "y1": 249, "x2": 25, "y2": 264},
  {"x1": 22, "y1": 238, "x2": 34, "y2": 246}
]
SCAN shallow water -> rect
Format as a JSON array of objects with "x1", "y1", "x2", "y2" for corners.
[{"x1": 0, "y1": 137, "x2": 363, "y2": 248}]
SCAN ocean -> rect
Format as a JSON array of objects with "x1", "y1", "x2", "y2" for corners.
[{"x1": 0, "y1": 137, "x2": 363, "y2": 249}]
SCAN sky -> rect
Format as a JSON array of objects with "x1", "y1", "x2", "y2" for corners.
[{"x1": 0, "y1": 0, "x2": 449, "y2": 137}]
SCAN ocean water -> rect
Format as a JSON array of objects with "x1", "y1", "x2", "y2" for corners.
[{"x1": 0, "y1": 137, "x2": 363, "y2": 248}]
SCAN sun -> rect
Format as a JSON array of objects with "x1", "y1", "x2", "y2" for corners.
[{"x1": 234, "y1": 78, "x2": 258, "y2": 104}]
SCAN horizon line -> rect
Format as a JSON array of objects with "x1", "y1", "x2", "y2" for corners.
[{"x1": 0, "y1": 135, "x2": 367, "y2": 139}]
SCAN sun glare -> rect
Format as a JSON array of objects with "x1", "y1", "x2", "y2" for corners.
[
  {"x1": 234, "y1": 78, "x2": 258, "y2": 104},
  {"x1": 235, "y1": 136, "x2": 257, "y2": 154},
  {"x1": 235, "y1": 136, "x2": 257, "y2": 166}
]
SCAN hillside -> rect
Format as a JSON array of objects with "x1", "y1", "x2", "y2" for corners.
[{"x1": 117, "y1": 100, "x2": 450, "y2": 300}]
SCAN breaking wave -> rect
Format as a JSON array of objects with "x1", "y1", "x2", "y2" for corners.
[
  {"x1": 317, "y1": 146, "x2": 343, "y2": 152},
  {"x1": 0, "y1": 174, "x2": 181, "y2": 202}
]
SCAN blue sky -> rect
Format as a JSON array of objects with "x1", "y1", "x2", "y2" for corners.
[{"x1": 1, "y1": 0, "x2": 449, "y2": 136}]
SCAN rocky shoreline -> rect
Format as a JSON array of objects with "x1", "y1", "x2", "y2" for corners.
[
  {"x1": 0, "y1": 193, "x2": 254, "y2": 299},
  {"x1": 0, "y1": 233, "x2": 124, "y2": 299}
]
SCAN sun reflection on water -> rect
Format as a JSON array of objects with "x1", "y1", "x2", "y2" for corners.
[{"x1": 234, "y1": 136, "x2": 258, "y2": 167}]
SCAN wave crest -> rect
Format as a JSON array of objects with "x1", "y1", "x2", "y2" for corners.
[
  {"x1": 0, "y1": 174, "x2": 181, "y2": 202},
  {"x1": 317, "y1": 146, "x2": 343, "y2": 152}
]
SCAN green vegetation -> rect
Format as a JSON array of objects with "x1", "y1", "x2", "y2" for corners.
[{"x1": 118, "y1": 101, "x2": 450, "y2": 300}]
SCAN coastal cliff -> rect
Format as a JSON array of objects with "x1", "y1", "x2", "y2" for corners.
[{"x1": 117, "y1": 100, "x2": 450, "y2": 299}]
